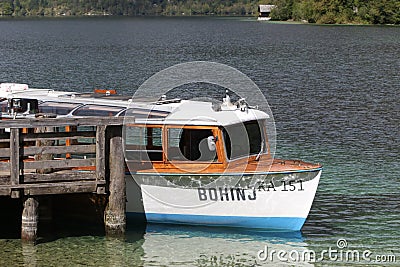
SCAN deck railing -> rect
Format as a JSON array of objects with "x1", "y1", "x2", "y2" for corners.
[
  {"x1": 0, "y1": 116, "x2": 133, "y2": 242},
  {"x1": 0, "y1": 116, "x2": 133, "y2": 198}
]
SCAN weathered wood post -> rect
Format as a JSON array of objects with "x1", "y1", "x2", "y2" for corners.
[
  {"x1": 10, "y1": 128, "x2": 21, "y2": 198},
  {"x1": 34, "y1": 113, "x2": 56, "y2": 174},
  {"x1": 21, "y1": 196, "x2": 39, "y2": 243},
  {"x1": 104, "y1": 125, "x2": 126, "y2": 236}
]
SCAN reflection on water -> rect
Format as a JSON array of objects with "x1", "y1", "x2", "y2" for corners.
[
  {"x1": 11, "y1": 220, "x2": 398, "y2": 266},
  {"x1": 141, "y1": 224, "x2": 311, "y2": 266},
  {"x1": 1, "y1": 224, "x2": 315, "y2": 267},
  {"x1": 22, "y1": 244, "x2": 37, "y2": 267},
  {"x1": 0, "y1": 227, "x2": 146, "y2": 267}
]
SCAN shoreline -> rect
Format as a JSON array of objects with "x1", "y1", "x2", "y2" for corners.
[{"x1": 1, "y1": 15, "x2": 399, "y2": 26}]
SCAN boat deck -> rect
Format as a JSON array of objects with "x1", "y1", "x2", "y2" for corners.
[{"x1": 133, "y1": 158, "x2": 322, "y2": 175}]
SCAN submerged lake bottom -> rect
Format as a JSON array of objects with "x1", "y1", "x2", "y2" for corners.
[{"x1": 0, "y1": 189, "x2": 398, "y2": 266}]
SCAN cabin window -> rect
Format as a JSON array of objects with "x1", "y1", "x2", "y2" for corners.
[
  {"x1": 39, "y1": 102, "x2": 82, "y2": 115},
  {"x1": 119, "y1": 108, "x2": 170, "y2": 119},
  {"x1": 223, "y1": 120, "x2": 266, "y2": 160},
  {"x1": 167, "y1": 128, "x2": 217, "y2": 162},
  {"x1": 72, "y1": 105, "x2": 124, "y2": 117},
  {"x1": 125, "y1": 126, "x2": 163, "y2": 161}
]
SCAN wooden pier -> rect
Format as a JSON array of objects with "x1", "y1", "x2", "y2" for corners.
[{"x1": 0, "y1": 116, "x2": 134, "y2": 242}]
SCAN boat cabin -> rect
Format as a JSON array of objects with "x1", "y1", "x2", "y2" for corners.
[
  {"x1": 123, "y1": 99, "x2": 270, "y2": 174},
  {"x1": 0, "y1": 84, "x2": 271, "y2": 175}
]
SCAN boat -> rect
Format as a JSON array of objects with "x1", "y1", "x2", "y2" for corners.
[
  {"x1": 0, "y1": 83, "x2": 322, "y2": 231},
  {"x1": 257, "y1": 17, "x2": 272, "y2": 21}
]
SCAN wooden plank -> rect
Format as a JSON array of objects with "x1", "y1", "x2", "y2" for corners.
[
  {"x1": 22, "y1": 131, "x2": 96, "y2": 141},
  {"x1": 0, "y1": 117, "x2": 133, "y2": 129},
  {"x1": 23, "y1": 172, "x2": 96, "y2": 183},
  {"x1": 34, "y1": 120, "x2": 55, "y2": 174},
  {"x1": 24, "y1": 158, "x2": 95, "y2": 170},
  {"x1": 0, "y1": 175, "x2": 10, "y2": 184},
  {"x1": 96, "y1": 125, "x2": 106, "y2": 182},
  {"x1": 22, "y1": 181, "x2": 97, "y2": 195},
  {"x1": 0, "y1": 148, "x2": 10, "y2": 157},
  {"x1": 22, "y1": 144, "x2": 96, "y2": 156},
  {"x1": 10, "y1": 128, "x2": 20, "y2": 187},
  {"x1": 0, "y1": 162, "x2": 10, "y2": 171},
  {"x1": 0, "y1": 188, "x2": 10, "y2": 196}
]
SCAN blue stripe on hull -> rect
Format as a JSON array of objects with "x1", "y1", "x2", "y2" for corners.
[{"x1": 127, "y1": 212, "x2": 306, "y2": 231}]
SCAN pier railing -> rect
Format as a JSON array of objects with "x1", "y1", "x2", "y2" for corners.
[{"x1": 0, "y1": 116, "x2": 133, "y2": 242}]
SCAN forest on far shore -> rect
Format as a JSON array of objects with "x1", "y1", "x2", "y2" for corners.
[{"x1": 0, "y1": 0, "x2": 399, "y2": 25}]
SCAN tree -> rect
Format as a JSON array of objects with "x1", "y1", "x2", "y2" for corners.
[
  {"x1": 0, "y1": 1, "x2": 14, "y2": 15},
  {"x1": 270, "y1": 0, "x2": 293, "y2": 21},
  {"x1": 0, "y1": 0, "x2": 398, "y2": 24}
]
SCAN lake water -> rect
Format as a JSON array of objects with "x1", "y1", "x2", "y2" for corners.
[{"x1": 0, "y1": 17, "x2": 399, "y2": 266}]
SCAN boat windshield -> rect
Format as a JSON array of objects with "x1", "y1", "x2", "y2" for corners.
[
  {"x1": 72, "y1": 105, "x2": 124, "y2": 117},
  {"x1": 39, "y1": 102, "x2": 82, "y2": 115},
  {"x1": 167, "y1": 127, "x2": 217, "y2": 162},
  {"x1": 222, "y1": 120, "x2": 266, "y2": 160}
]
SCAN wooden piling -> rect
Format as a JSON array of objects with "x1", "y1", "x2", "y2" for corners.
[
  {"x1": 21, "y1": 196, "x2": 39, "y2": 243},
  {"x1": 10, "y1": 128, "x2": 21, "y2": 199},
  {"x1": 104, "y1": 126, "x2": 126, "y2": 237}
]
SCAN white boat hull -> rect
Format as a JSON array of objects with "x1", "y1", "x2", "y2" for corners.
[
  {"x1": 126, "y1": 170, "x2": 321, "y2": 231},
  {"x1": 258, "y1": 17, "x2": 272, "y2": 21}
]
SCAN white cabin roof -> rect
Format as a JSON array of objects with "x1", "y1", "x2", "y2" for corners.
[
  {"x1": 138, "y1": 100, "x2": 268, "y2": 126},
  {"x1": 0, "y1": 83, "x2": 269, "y2": 127}
]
